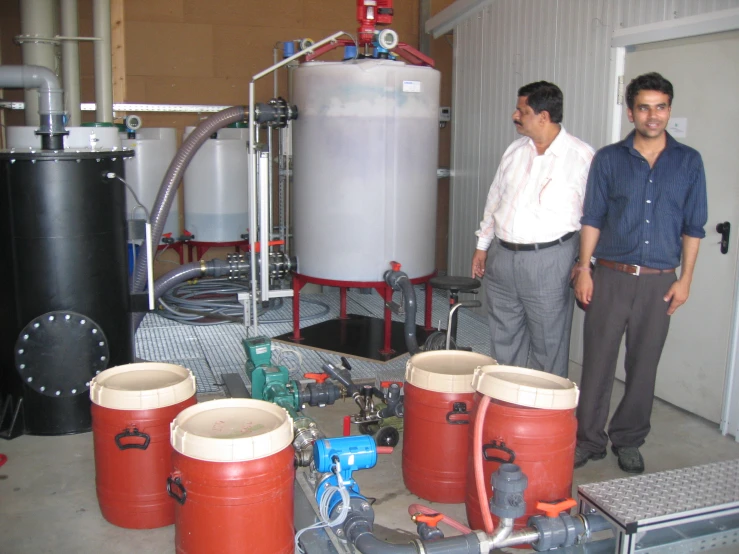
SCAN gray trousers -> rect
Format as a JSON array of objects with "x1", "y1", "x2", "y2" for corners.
[
  {"x1": 483, "y1": 233, "x2": 578, "y2": 377},
  {"x1": 576, "y1": 266, "x2": 676, "y2": 453}
]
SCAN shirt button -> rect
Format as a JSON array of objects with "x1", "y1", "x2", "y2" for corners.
[
  {"x1": 645, "y1": 241, "x2": 649, "y2": 244},
  {"x1": 646, "y1": 220, "x2": 650, "y2": 223},
  {"x1": 649, "y1": 179, "x2": 653, "y2": 183},
  {"x1": 646, "y1": 200, "x2": 652, "y2": 204}
]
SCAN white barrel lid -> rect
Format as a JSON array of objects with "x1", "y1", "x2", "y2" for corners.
[
  {"x1": 170, "y1": 399, "x2": 294, "y2": 462},
  {"x1": 472, "y1": 365, "x2": 579, "y2": 410},
  {"x1": 405, "y1": 351, "x2": 497, "y2": 393},
  {"x1": 90, "y1": 362, "x2": 196, "y2": 410}
]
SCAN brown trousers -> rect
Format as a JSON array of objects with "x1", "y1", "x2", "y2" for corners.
[{"x1": 576, "y1": 265, "x2": 676, "y2": 453}]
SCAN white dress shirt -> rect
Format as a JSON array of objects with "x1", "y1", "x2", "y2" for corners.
[{"x1": 475, "y1": 127, "x2": 595, "y2": 250}]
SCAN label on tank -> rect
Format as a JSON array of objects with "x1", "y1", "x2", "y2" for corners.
[{"x1": 402, "y1": 80, "x2": 421, "y2": 93}]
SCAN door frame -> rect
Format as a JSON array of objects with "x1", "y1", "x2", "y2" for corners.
[{"x1": 605, "y1": 8, "x2": 739, "y2": 437}]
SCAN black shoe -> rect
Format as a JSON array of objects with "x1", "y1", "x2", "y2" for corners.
[
  {"x1": 611, "y1": 445, "x2": 645, "y2": 474},
  {"x1": 574, "y1": 446, "x2": 607, "y2": 469}
]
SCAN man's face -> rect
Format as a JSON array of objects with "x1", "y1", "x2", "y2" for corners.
[
  {"x1": 512, "y1": 96, "x2": 540, "y2": 137},
  {"x1": 627, "y1": 90, "x2": 671, "y2": 140}
]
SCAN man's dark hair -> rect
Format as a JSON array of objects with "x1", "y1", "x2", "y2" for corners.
[
  {"x1": 517, "y1": 81, "x2": 563, "y2": 124},
  {"x1": 626, "y1": 72, "x2": 673, "y2": 109}
]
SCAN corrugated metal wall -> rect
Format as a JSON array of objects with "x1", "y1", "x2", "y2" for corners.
[{"x1": 448, "y1": 0, "x2": 739, "y2": 360}]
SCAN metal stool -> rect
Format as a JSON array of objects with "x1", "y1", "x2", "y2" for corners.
[{"x1": 429, "y1": 276, "x2": 481, "y2": 346}]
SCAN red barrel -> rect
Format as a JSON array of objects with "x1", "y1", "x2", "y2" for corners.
[
  {"x1": 169, "y1": 398, "x2": 295, "y2": 554},
  {"x1": 90, "y1": 362, "x2": 197, "y2": 529},
  {"x1": 465, "y1": 366, "x2": 578, "y2": 534},
  {"x1": 403, "y1": 351, "x2": 496, "y2": 503}
]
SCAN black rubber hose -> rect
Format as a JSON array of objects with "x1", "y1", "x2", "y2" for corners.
[{"x1": 383, "y1": 270, "x2": 420, "y2": 355}]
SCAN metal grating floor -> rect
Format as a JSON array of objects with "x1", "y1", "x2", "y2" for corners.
[
  {"x1": 578, "y1": 458, "x2": 739, "y2": 527},
  {"x1": 135, "y1": 287, "x2": 492, "y2": 394}
]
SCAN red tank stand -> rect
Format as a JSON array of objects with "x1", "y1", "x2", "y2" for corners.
[
  {"x1": 290, "y1": 272, "x2": 435, "y2": 356},
  {"x1": 187, "y1": 240, "x2": 251, "y2": 263}
]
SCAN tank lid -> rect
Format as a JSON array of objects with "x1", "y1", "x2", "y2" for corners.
[
  {"x1": 90, "y1": 362, "x2": 196, "y2": 410},
  {"x1": 472, "y1": 365, "x2": 578, "y2": 409},
  {"x1": 170, "y1": 399, "x2": 293, "y2": 462},
  {"x1": 406, "y1": 351, "x2": 496, "y2": 393}
]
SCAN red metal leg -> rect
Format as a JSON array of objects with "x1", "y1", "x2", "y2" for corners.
[
  {"x1": 379, "y1": 285, "x2": 394, "y2": 355},
  {"x1": 340, "y1": 287, "x2": 348, "y2": 319},
  {"x1": 424, "y1": 281, "x2": 433, "y2": 330},
  {"x1": 290, "y1": 274, "x2": 307, "y2": 341}
]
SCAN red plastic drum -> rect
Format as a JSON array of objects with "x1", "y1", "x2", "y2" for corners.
[
  {"x1": 91, "y1": 362, "x2": 197, "y2": 529},
  {"x1": 403, "y1": 351, "x2": 496, "y2": 503}
]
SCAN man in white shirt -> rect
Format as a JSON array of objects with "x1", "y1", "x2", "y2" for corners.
[{"x1": 471, "y1": 81, "x2": 594, "y2": 377}]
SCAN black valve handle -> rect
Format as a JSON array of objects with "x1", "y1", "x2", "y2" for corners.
[
  {"x1": 446, "y1": 402, "x2": 471, "y2": 425},
  {"x1": 167, "y1": 476, "x2": 187, "y2": 505},
  {"x1": 482, "y1": 440, "x2": 516, "y2": 464},
  {"x1": 114, "y1": 427, "x2": 150, "y2": 450}
]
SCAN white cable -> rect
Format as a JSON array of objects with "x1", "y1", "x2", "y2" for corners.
[
  {"x1": 294, "y1": 463, "x2": 351, "y2": 553},
  {"x1": 272, "y1": 345, "x2": 304, "y2": 373}
]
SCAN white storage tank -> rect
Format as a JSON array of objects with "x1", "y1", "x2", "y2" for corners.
[
  {"x1": 292, "y1": 59, "x2": 440, "y2": 282},
  {"x1": 7, "y1": 123, "x2": 122, "y2": 151},
  {"x1": 121, "y1": 128, "x2": 179, "y2": 238},
  {"x1": 183, "y1": 125, "x2": 250, "y2": 243}
]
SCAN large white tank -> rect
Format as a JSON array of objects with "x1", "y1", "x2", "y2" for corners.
[
  {"x1": 183, "y1": 126, "x2": 250, "y2": 243},
  {"x1": 7, "y1": 124, "x2": 122, "y2": 151},
  {"x1": 121, "y1": 128, "x2": 179, "y2": 238},
  {"x1": 292, "y1": 59, "x2": 440, "y2": 281}
]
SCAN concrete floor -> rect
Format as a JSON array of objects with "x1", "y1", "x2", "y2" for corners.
[{"x1": 2, "y1": 363, "x2": 739, "y2": 553}]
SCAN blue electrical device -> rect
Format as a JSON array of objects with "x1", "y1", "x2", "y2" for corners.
[{"x1": 313, "y1": 436, "x2": 378, "y2": 518}]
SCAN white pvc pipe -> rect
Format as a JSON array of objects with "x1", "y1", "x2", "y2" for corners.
[
  {"x1": 93, "y1": 0, "x2": 113, "y2": 122},
  {"x1": 60, "y1": 0, "x2": 81, "y2": 126},
  {"x1": 20, "y1": 0, "x2": 57, "y2": 126}
]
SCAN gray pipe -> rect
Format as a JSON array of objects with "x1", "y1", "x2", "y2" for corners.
[
  {"x1": 130, "y1": 106, "x2": 247, "y2": 303},
  {"x1": 92, "y1": 0, "x2": 113, "y2": 122},
  {"x1": 60, "y1": 0, "x2": 81, "y2": 126},
  {"x1": 384, "y1": 269, "x2": 420, "y2": 355},
  {"x1": 0, "y1": 65, "x2": 67, "y2": 149}
]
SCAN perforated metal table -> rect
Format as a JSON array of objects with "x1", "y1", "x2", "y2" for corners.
[{"x1": 578, "y1": 459, "x2": 739, "y2": 553}]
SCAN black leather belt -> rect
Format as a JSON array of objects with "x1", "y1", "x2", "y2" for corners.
[{"x1": 498, "y1": 231, "x2": 576, "y2": 252}]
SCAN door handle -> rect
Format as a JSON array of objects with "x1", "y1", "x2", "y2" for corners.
[{"x1": 717, "y1": 222, "x2": 731, "y2": 254}]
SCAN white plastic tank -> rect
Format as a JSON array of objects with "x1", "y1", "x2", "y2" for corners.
[
  {"x1": 183, "y1": 126, "x2": 250, "y2": 243},
  {"x1": 121, "y1": 128, "x2": 179, "y2": 238},
  {"x1": 292, "y1": 59, "x2": 440, "y2": 282},
  {"x1": 7, "y1": 125, "x2": 122, "y2": 151}
]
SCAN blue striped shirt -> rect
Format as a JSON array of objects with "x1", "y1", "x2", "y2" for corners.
[{"x1": 581, "y1": 131, "x2": 707, "y2": 269}]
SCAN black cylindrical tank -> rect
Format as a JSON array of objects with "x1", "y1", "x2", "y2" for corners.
[{"x1": 0, "y1": 150, "x2": 133, "y2": 436}]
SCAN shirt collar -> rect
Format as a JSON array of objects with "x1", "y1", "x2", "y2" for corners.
[
  {"x1": 621, "y1": 129, "x2": 681, "y2": 155},
  {"x1": 527, "y1": 125, "x2": 568, "y2": 156}
]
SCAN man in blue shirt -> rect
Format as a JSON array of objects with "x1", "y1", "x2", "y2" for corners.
[{"x1": 571, "y1": 72, "x2": 708, "y2": 474}]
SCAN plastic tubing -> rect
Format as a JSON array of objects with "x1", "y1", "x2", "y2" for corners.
[
  {"x1": 474, "y1": 394, "x2": 494, "y2": 534},
  {"x1": 407, "y1": 504, "x2": 472, "y2": 535},
  {"x1": 131, "y1": 106, "x2": 247, "y2": 299}
]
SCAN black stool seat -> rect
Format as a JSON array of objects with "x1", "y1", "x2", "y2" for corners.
[{"x1": 430, "y1": 275, "x2": 481, "y2": 293}]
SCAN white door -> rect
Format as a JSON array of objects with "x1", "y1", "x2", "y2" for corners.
[{"x1": 617, "y1": 31, "x2": 739, "y2": 425}]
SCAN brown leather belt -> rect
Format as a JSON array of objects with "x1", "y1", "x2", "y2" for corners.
[
  {"x1": 597, "y1": 259, "x2": 676, "y2": 276},
  {"x1": 498, "y1": 231, "x2": 576, "y2": 252}
]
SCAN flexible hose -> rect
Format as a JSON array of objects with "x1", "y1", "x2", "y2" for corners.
[
  {"x1": 407, "y1": 504, "x2": 472, "y2": 535},
  {"x1": 131, "y1": 105, "x2": 247, "y2": 297},
  {"x1": 474, "y1": 395, "x2": 494, "y2": 534}
]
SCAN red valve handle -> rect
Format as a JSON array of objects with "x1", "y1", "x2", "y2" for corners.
[
  {"x1": 536, "y1": 498, "x2": 577, "y2": 518},
  {"x1": 380, "y1": 381, "x2": 403, "y2": 388},
  {"x1": 376, "y1": 446, "x2": 394, "y2": 455},
  {"x1": 412, "y1": 513, "x2": 444, "y2": 527},
  {"x1": 304, "y1": 373, "x2": 329, "y2": 383},
  {"x1": 390, "y1": 261, "x2": 401, "y2": 272}
]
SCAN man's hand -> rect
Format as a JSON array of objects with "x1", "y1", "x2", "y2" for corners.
[
  {"x1": 573, "y1": 268, "x2": 594, "y2": 307},
  {"x1": 472, "y1": 249, "x2": 487, "y2": 278},
  {"x1": 664, "y1": 278, "x2": 691, "y2": 315}
]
